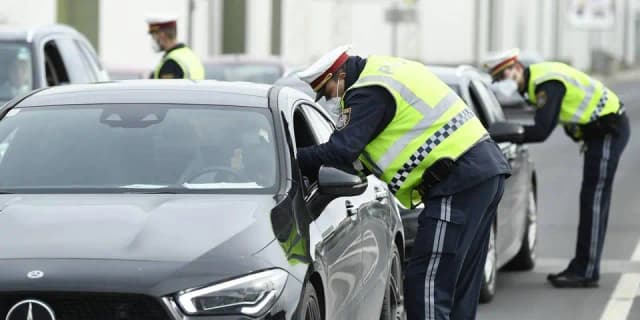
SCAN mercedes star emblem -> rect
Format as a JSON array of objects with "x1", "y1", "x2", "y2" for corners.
[
  {"x1": 5, "y1": 300, "x2": 55, "y2": 320},
  {"x1": 26, "y1": 271, "x2": 44, "y2": 279}
]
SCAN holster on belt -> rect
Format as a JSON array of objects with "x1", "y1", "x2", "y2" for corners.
[
  {"x1": 417, "y1": 158, "x2": 455, "y2": 197},
  {"x1": 580, "y1": 112, "x2": 623, "y2": 140}
]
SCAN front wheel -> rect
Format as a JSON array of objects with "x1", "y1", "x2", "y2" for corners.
[
  {"x1": 479, "y1": 223, "x2": 497, "y2": 303},
  {"x1": 297, "y1": 283, "x2": 323, "y2": 320},
  {"x1": 380, "y1": 243, "x2": 405, "y2": 320}
]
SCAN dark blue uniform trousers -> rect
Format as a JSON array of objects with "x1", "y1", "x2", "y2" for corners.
[
  {"x1": 405, "y1": 175, "x2": 505, "y2": 320},
  {"x1": 567, "y1": 113, "x2": 630, "y2": 280}
]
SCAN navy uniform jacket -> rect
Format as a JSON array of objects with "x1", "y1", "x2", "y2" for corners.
[{"x1": 298, "y1": 56, "x2": 511, "y2": 198}]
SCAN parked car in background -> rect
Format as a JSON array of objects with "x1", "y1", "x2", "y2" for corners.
[
  {"x1": 0, "y1": 80, "x2": 405, "y2": 320},
  {"x1": 400, "y1": 65, "x2": 538, "y2": 303},
  {"x1": 0, "y1": 24, "x2": 108, "y2": 104},
  {"x1": 204, "y1": 55, "x2": 292, "y2": 84}
]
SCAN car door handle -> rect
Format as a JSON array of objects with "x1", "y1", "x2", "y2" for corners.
[
  {"x1": 374, "y1": 186, "x2": 387, "y2": 202},
  {"x1": 345, "y1": 200, "x2": 357, "y2": 216}
]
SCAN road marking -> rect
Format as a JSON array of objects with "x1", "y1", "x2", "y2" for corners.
[{"x1": 600, "y1": 240, "x2": 640, "y2": 320}]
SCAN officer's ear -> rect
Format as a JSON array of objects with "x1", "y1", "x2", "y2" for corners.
[{"x1": 336, "y1": 70, "x2": 347, "y2": 80}]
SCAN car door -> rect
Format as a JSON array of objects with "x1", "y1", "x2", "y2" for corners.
[
  {"x1": 301, "y1": 104, "x2": 393, "y2": 320},
  {"x1": 292, "y1": 102, "x2": 362, "y2": 320},
  {"x1": 470, "y1": 80, "x2": 529, "y2": 260}
]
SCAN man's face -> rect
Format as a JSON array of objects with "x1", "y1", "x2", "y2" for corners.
[
  {"x1": 319, "y1": 72, "x2": 346, "y2": 100},
  {"x1": 500, "y1": 64, "x2": 525, "y2": 90},
  {"x1": 149, "y1": 31, "x2": 165, "y2": 51}
]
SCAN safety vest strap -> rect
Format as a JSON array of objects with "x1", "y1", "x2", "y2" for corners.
[
  {"x1": 353, "y1": 75, "x2": 463, "y2": 173},
  {"x1": 533, "y1": 71, "x2": 598, "y2": 123}
]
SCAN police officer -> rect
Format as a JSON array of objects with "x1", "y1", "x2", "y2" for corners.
[
  {"x1": 146, "y1": 15, "x2": 204, "y2": 80},
  {"x1": 485, "y1": 48, "x2": 630, "y2": 288},
  {"x1": 297, "y1": 45, "x2": 511, "y2": 319}
]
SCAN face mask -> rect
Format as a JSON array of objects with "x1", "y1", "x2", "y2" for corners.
[
  {"x1": 491, "y1": 79, "x2": 518, "y2": 98},
  {"x1": 330, "y1": 78, "x2": 342, "y2": 108},
  {"x1": 150, "y1": 37, "x2": 162, "y2": 52}
]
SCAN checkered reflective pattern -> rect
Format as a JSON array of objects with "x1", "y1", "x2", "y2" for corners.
[
  {"x1": 387, "y1": 108, "x2": 476, "y2": 193},
  {"x1": 590, "y1": 89, "x2": 609, "y2": 121}
]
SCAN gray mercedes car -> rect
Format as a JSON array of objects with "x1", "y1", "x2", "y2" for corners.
[{"x1": 0, "y1": 80, "x2": 404, "y2": 320}]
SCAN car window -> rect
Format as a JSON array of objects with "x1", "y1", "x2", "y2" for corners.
[
  {"x1": 480, "y1": 82, "x2": 506, "y2": 121},
  {"x1": 43, "y1": 40, "x2": 70, "y2": 86},
  {"x1": 471, "y1": 80, "x2": 500, "y2": 126},
  {"x1": 0, "y1": 42, "x2": 33, "y2": 101},
  {"x1": 0, "y1": 105, "x2": 278, "y2": 193},
  {"x1": 301, "y1": 104, "x2": 335, "y2": 143},
  {"x1": 54, "y1": 37, "x2": 94, "y2": 83}
]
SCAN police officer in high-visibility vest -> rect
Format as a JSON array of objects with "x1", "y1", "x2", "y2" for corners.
[
  {"x1": 146, "y1": 15, "x2": 204, "y2": 80},
  {"x1": 485, "y1": 48, "x2": 630, "y2": 288},
  {"x1": 297, "y1": 45, "x2": 511, "y2": 320}
]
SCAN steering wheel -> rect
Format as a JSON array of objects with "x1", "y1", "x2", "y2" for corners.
[{"x1": 183, "y1": 166, "x2": 247, "y2": 184}]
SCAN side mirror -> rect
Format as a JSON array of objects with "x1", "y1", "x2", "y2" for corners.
[
  {"x1": 318, "y1": 166, "x2": 368, "y2": 197},
  {"x1": 489, "y1": 121, "x2": 525, "y2": 143}
]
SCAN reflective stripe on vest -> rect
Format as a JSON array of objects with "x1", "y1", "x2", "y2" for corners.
[
  {"x1": 154, "y1": 46, "x2": 205, "y2": 80},
  {"x1": 528, "y1": 62, "x2": 620, "y2": 124},
  {"x1": 345, "y1": 56, "x2": 488, "y2": 207},
  {"x1": 355, "y1": 75, "x2": 461, "y2": 174}
]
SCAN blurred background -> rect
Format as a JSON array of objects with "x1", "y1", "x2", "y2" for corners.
[{"x1": 0, "y1": 0, "x2": 636, "y2": 78}]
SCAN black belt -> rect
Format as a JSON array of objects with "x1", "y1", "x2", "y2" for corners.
[
  {"x1": 580, "y1": 108, "x2": 625, "y2": 140},
  {"x1": 416, "y1": 158, "x2": 455, "y2": 198}
]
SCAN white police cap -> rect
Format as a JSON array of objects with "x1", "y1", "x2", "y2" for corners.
[
  {"x1": 483, "y1": 48, "x2": 520, "y2": 79},
  {"x1": 297, "y1": 44, "x2": 352, "y2": 101}
]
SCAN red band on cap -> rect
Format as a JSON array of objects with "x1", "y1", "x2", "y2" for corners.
[
  {"x1": 310, "y1": 53, "x2": 349, "y2": 90},
  {"x1": 490, "y1": 56, "x2": 518, "y2": 76},
  {"x1": 149, "y1": 21, "x2": 177, "y2": 32}
]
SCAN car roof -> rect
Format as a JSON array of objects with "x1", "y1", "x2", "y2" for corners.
[
  {"x1": 427, "y1": 65, "x2": 490, "y2": 84},
  {"x1": 203, "y1": 55, "x2": 286, "y2": 66},
  {"x1": 15, "y1": 80, "x2": 272, "y2": 108},
  {"x1": 0, "y1": 24, "x2": 79, "y2": 43}
]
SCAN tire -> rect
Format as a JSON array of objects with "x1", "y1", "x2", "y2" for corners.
[
  {"x1": 504, "y1": 187, "x2": 537, "y2": 271},
  {"x1": 297, "y1": 282, "x2": 323, "y2": 320},
  {"x1": 380, "y1": 243, "x2": 405, "y2": 320},
  {"x1": 479, "y1": 223, "x2": 497, "y2": 303}
]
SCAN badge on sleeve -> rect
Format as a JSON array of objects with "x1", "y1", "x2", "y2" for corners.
[
  {"x1": 536, "y1": 91, "x2": 547, "y2": 109},
  {"x1": 336, "y1": 108, "x2": 352, "y2": 130}
]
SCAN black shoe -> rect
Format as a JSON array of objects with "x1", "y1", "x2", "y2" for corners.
[{"x1": 547, "y1": 271, "x2": 599, "y2": 288}]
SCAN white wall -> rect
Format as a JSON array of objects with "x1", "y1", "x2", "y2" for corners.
[
  {"x1": 279, "y1": 0, "x2": 557, "y2": 67},
  {"x1": 0, "y1": 0, "x2": 56, "y2": 26},
  {"x1": 99, "y1": 0, "x2": 208, "y2": 73}
]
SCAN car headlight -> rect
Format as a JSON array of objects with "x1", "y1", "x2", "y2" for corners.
[{"x1": 176, "y1": 269, "x2": 288, "y2": 316}]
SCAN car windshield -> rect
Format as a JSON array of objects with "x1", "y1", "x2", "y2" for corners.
[
  {"x1": 205, "y1": 63, "x2": 283, "y2": 84},
  {"x1": 0, "y1": 104, "x2": 278, "y2": 193},
  {"x1": 0, "y1": 42, "x2": 33, "y2": 101}
]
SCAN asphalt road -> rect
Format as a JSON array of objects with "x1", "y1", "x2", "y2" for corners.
[{"x1": 477, "y1": 78, "x2": 640, "y2": 320}]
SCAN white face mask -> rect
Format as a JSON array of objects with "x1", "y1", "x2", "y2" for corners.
[
  {"x1": 490, "y1": 78, "x2": 519, "y2": 98},
  {"x1": 150, "y1": 37, "x2": 162, "y2": 52},
  {"x1": 329, "y1": 78, "x2": 342, "y2": 109}
]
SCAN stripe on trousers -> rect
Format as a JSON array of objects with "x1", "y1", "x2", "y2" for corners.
[
  {"x1": 425, "y1": 196, "x2": 451, "y2": 319},
  {"x1": 586, "y1": 135, "x2": 612, "y2": 278}
]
